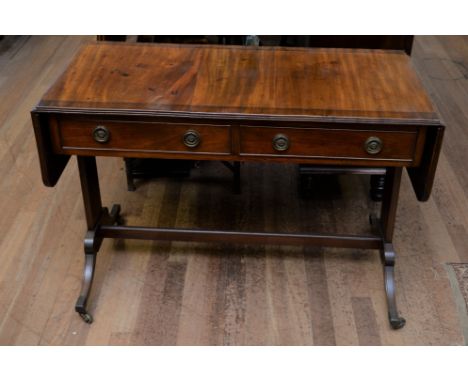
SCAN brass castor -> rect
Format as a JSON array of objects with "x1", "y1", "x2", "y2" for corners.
[
  {"x1": 80, "y1": 313, "x2": 93, "y2": 324},
  {"x1": 389, "y1": 316, "x2": 406, "y2": 330}
]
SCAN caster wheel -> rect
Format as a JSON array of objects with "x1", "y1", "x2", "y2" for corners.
[
  {"x1": 80, "y1": 313, "x2": 93, "y2": 324},
  {"x1": 389, "y1": 316, "x2": 406, "y2": 330}
]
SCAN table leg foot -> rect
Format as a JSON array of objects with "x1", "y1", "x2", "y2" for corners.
[
  {"x1": 74, "y1": 205, "x2": 123, "y2": 324},
  {"x1": 382, "y1": 243, "x2": 406, "y2": 330},
  {"x1": 75, "y1": 251, "x2": 96, "y2": 324},
  {"x1": 389, "y1": 313, "x2": 406, "y2": 330},
  {"x1": 79, "y1": 312, "x2": 94, "y2": 324}
]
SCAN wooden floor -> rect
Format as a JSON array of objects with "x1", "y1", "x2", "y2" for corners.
[{"x1": 0, "y1": 36, "x2": 467, "y2": 345}]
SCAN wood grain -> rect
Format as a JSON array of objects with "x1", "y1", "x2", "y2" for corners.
[
  {"x1": 38, "y1": 43, "x2": 438, "y2": 123},
  {"x1": 0, "y1": 36, "x2": 467, "y2": 345}
]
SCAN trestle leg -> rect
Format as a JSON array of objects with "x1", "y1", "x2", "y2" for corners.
[
  {"x1": 370, "y1": 167, "x2": 406, "y2": 329},
  {"x1": 76, "y1": 156, "x2": 124, "y2": 323}
]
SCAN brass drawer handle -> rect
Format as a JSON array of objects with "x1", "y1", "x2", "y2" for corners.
[
  {"x1": 273, "y1": 133, "x2": 289, "y2": 152},
  {"x1": 93, "y1": 125, "x2": 110, "y2": 143},
  {"x1": 365, "y1": 136, "x2": 382, "y2": 155},
  {"x1": 183, "y1": 130, "x2": 201, "y2": 148}
]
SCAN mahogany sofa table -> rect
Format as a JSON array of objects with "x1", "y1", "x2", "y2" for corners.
[{"x1": 32, "y1": 42, "x2": 444, "y2": 329}]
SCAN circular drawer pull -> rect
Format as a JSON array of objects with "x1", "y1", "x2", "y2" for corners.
[
  {"x1": 183, "y1": 130, "x2": 201, "y2": 148},
  {"x1": 365, "y1": 136, "x2": 382, "y2": 155},
  {"x1": 272, "y1": 134, "x2": 289, "y2": 152},
  {"x1": 93, "y1": 125, "x2": 110, "y2": 143}
]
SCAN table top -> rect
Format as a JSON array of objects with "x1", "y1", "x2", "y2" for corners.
[
  {"x1": 32, "y1": 42, "x2": 444, "y2": 201},
  {"x1": 37, "y1": 42, "x2": 439, "y2": 125}
]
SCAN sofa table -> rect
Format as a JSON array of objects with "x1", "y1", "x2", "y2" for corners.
[{"x1": 31, "y1": 42, "x2": 444, "y2": 329}]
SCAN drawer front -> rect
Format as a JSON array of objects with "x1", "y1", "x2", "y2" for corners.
[
  {"x1": 56, "y1": 119, "x2": 232, "y2": 155},
  {"x1": 239, "y1": 126, "x2": 420, "y2": 163}
]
